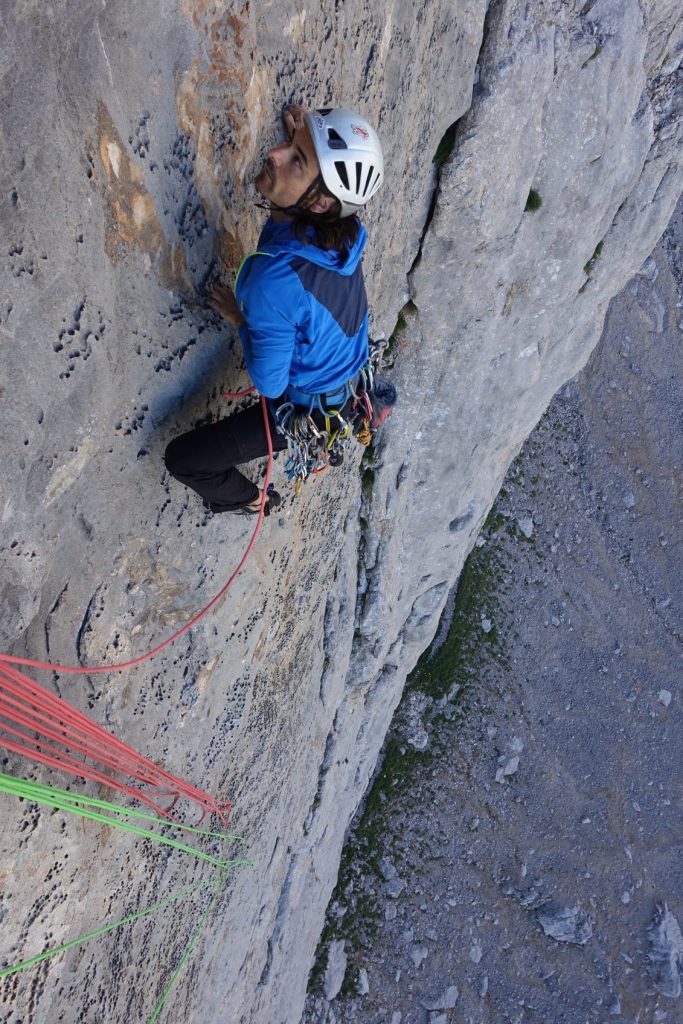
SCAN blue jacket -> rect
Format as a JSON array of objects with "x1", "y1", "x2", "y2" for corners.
[{"x1": 235, "y1": 217, "x2": 369, "y2": 400}]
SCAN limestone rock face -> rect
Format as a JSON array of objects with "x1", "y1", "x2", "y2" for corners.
[{"x1": 0, "y1": 2, "x2": 680, "y2": 1023}]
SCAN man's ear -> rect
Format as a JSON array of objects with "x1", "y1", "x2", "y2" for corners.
[{"x1": 307, "y1": 191, "x2": 336, "y2": 215}]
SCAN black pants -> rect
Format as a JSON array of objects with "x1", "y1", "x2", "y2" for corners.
[{"x1": 164, "y1": 402, "x2": 287, "y2": 512}]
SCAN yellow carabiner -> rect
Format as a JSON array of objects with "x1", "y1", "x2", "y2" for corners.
[{"x1": 357, "y1": 419, "x2": 372, "y2": 446}]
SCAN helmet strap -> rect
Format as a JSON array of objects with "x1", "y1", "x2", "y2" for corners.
[{"x1": 257, "y1": 174, "x2": 341, "y2": 220}]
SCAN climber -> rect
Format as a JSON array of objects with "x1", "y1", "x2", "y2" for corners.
[{"x1": 164, "y1": 104, "x2": 384, "y2": 514}]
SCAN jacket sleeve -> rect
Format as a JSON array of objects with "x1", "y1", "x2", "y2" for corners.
[{"x1": 237, "y1": 258, "x2": 304, "y2": 399}]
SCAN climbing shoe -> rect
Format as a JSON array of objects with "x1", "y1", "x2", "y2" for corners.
[{"x1": 233, "y1": 486, "x2": 281, "y2": 517}]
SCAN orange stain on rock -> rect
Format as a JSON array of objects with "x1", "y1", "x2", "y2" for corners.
[
  {"x1": 96, "y1": 102, "x2": 188, "y2": 290},
  {"x1": 175, "y1": 6, "x2": 264, "y2": 270}
]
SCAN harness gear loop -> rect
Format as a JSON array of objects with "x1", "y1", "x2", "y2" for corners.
[{"x1": 271, "y1": 339, "x2": 396, "y2": 495}]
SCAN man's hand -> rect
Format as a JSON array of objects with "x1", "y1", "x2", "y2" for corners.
[
  {"x1": 209, "y1": 285, "x2": 244, "y2": 327},
  {"x1": 282, "y1": 104, "x2": 307, "y2": 140}
]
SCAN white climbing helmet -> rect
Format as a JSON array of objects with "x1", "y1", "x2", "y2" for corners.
[{"x1": 304, "y1": 108, "x2": 384, "y2": 218}]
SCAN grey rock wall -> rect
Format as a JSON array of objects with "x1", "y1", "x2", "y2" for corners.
[
  {"x1": 0, "y1": 2, "x2": 681, "y2": 1023},
  {"x1": 303, "y1": 193, "x2": 683, "y2": 1024}
]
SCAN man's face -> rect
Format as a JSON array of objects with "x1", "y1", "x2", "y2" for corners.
[{"x1": 255, "y1": 105, "x2": 322, "y2": 214}]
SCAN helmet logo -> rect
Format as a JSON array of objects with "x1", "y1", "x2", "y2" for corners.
[
  {"x1": 351, "y1": 124, "x2": 369, "y2": 140},
  {"x1": 315, "y1": 115, "x2": 325, "y2": 130}
]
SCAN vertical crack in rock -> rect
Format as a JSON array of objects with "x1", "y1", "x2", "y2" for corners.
[
  {"x1": 258, "y1": 939, "x2": 274, "y2": 988},
  {"x1": 74, "y1": 587, "x2": 100, "y2": 665},
  {"x1": 407, "y1": 5, "x2": 493, "y2": 285},
  {"x1": 406, "y1": 117, "x2": 463, "y2": 287},
  {"x1": 304, "y1": 727, "x2": 336, "y2": 836},
  {"x1": 259, "y1": 853, "x2": 298, "y2": 988},
  {"x1": 44, "y1": 581, "x2": 69, "y2": 655}
]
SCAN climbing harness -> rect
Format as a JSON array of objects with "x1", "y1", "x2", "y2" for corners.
[
  {"x1": 273, "y1": 337, "x2": 396, "y2": 495},
  {"x1": 273, "y1": 395, "x2": 354, "y2": 496}
]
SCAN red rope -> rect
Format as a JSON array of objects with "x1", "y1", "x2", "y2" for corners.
[
  {"x1": 0, "y1": 392, "x2": 272, "y2": 676},
  {"x1": 223, "y1": 387, "x2": 256, "y2": 399},
  {"x1": 0, "y1": 390, "x2": 272, "y2": 822},
  {"x1": 0, "y1": 660, "x2": 231, "y2": 823}
]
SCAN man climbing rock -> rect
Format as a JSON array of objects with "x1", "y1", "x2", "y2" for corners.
[{"x1": 165, "y1": 104, "x2": 384, "y2": 514}]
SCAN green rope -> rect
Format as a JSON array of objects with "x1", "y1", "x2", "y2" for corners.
[
  {"x1": 0, "y1": 774, "x2": 249, "y2": 869},
  {"x1": 0, "y1": 772, "x2": 245, "y2": 841},
  {"x1": 0, "y1": 880, "x2": 215, "y2": 979},
  {"x1": 146, "y1": 869, "x2": 229, "y2": 1024},
  {"x1": 0, "y1": 773, "x2": 251, "y2": 1021}
]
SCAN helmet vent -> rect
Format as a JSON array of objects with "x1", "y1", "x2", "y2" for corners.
[
  {"x1": 334, "y1": 161, "x2": 350, "y2": 190},
  {"x1": 326, "y1": 128, "x2": 347, "y2": 150},
  {"x1": 355, "y1": 162, "x2": 363, "y2": 193},
  {"x1": 362, "y1": 166, "x2": 375, "y2": 197}
]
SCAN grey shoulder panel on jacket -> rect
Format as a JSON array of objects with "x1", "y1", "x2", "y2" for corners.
[{"x1": 288, "y1": 256, "x2": 368, "y2": 337}]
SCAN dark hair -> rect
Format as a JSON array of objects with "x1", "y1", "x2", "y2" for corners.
[{"x1": 291, "y1": 186, "x2": 361, "y2": 253}]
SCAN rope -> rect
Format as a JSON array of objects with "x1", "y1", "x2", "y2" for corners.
[
  {"x1": 0, "y1": 659, "x2": 232, "y2": 823},
  {"x1": 0, "y1": 774, "x2": 248, "y2": 1023},
  {"x1": 0, "y1": 773, "x2": 249, "y2": 867},
  {"x1": 146, "y1": 871, "x2": 229, "y2": 1024},
  {"x1": 0, "y1": 391, "x2": 272, "y2": 677},
  {"x1": 0, "y1": 388, "x2": 268, "y2": 1020},
  {"x1": 0, "y1": 879, "x2": 215, "y2": 979}
]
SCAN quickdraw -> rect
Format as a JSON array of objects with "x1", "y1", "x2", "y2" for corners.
[
  {"x1": 275, "y1": 402, "x2": 351, "y2": 493},
  {"x1": 274, "y1": 338, "x2": 394, "y2": 493}
]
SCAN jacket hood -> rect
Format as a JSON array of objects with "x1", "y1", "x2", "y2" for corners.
[{"x1": 258, "y1": 216, "x2": 367, "y2": 276}]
